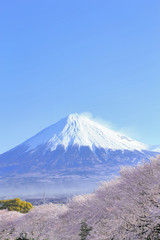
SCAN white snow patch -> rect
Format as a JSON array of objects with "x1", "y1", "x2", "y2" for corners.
[
  {"x1": 149, "y1": 145, "x2": 160, "y2": 153},
  {"x1": 23, "y1": 113, "x2": 148, "y2": 152}
]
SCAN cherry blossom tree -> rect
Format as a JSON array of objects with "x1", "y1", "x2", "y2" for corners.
[{"x1": 1, "y1": 155, "x2": 160, "y2": 240}]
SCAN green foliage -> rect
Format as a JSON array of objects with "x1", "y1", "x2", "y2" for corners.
[
  {"x1": 0, "y1": 198, "x2": 33, "y2": 213},
  {"x1": 16, "y1": 233, "x2": 34, "y2": 240},
  {"x1": 16, "y1": 233, "x2": 29, "y2": 240},
  {"x1": 79, "y1": 221, "x2": 92, "y2": 240}
]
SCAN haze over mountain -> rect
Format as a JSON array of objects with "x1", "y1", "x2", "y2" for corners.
[
  {"x1": 0, "y1": 114, "x2": 158, "y2": 198},
  {"x1": 149, "y1": 145, "x2": 160, "y2": 153}
]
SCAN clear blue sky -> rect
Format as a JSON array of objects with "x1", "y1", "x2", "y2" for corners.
[{"x1": 0, "y1": 0, "x2": 160, "y2": 153}]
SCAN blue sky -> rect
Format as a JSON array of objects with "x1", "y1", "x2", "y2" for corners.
[{"x1": 0, "y1": 0, "x2": 160, "y2": 153}]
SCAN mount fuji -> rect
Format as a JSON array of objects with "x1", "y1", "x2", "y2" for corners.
[{"x1": 0, "y1": 114, "x2": 158, "y2": 197}]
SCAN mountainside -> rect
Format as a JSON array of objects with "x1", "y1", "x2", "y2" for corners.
[
  {"x1": 149, "y1": 145, "x2": 160, "y2": 152},
  {"x1": 23, "y1": 113, "x2": 147, "y2": 152},
  {"x1": 0, "y1": 114, "x2": 157, "y2": 198}
]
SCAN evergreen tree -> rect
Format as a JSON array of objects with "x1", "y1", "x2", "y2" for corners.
[{"x1": 79, "y1": 221, "x2": 92, "y2": 240}]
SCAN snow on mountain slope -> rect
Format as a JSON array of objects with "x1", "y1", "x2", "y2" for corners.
[
  {"x1": 24, "y1": 113, "x2": 147, "y2": 152},
  {"x1": 149, "y1": 145, "x2": 160, "y2": 153},
  {"x1": 0, "y1": 113, "x2": 157, "y2": 198}
]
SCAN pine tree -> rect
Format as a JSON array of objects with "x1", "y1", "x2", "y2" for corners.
[{"x1": 79, "y1": 221, "x2": 92, "y2": 240}]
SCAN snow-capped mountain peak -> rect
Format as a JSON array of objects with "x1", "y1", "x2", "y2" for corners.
[
  {"x1": 24, "y1": 113, "x2": 147, "y2": 152},
  {"x1": 0, "y1": 113, "x2": 157, "y2": 198}
]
